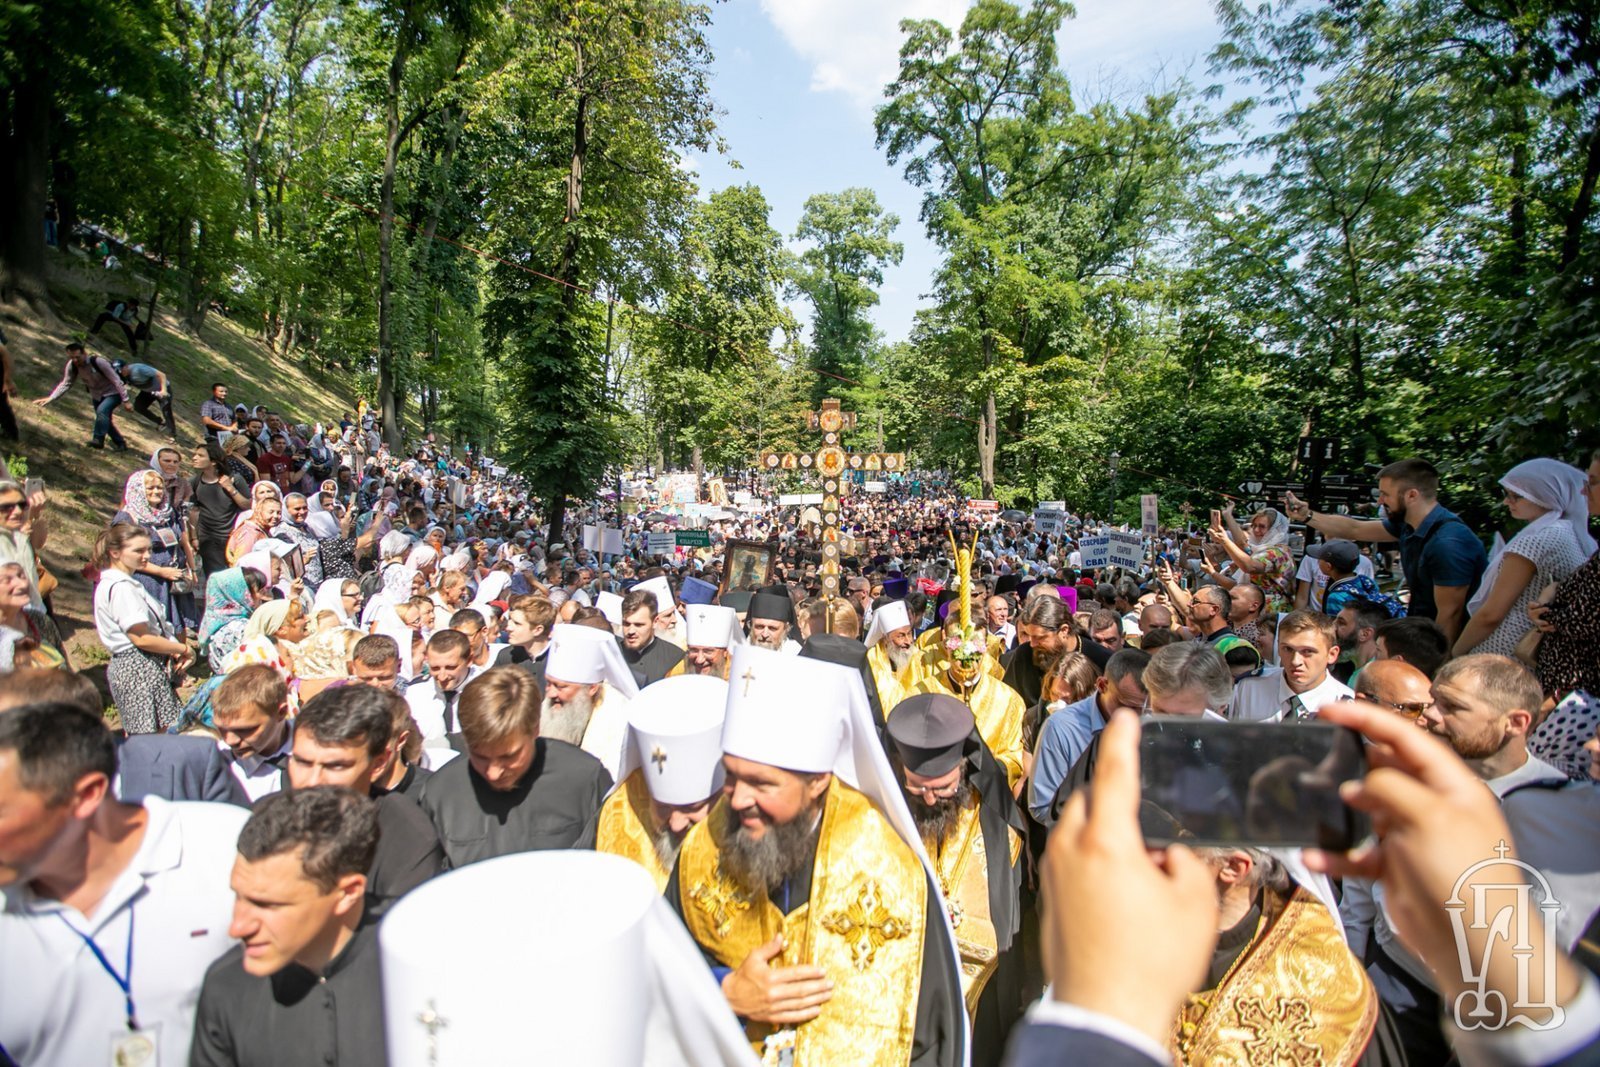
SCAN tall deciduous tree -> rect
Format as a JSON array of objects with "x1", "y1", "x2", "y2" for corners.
[
  {"x1": 790, "y1": 188, "x2": 902, "y2": 402},
  {"x1": 481, "y1": 0, "x2": 716, "y2": 549},
  {"x1": 876, "y1": 0, "x2": 1075, "y2": 496}
]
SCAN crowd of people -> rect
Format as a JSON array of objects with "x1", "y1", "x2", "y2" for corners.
[{"x1": 1, "y1": 385, "x2": 1598, "y2": 1066}]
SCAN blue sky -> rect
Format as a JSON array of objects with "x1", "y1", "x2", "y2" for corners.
[{"x1": 687, "y1": 0, "x2": 1228, "y2": 346}]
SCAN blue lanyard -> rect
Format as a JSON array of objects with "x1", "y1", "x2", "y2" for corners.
[{"x1": 57, "y1": 907, "x2": 138, "y2": 1030}]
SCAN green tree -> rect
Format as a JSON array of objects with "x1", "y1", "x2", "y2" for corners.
[
  {"x1": 790, "y1": 188, "x2": 902, "y2": 402},
  {"x1": 481, "y1": 0, "x2": 716, "y2": 548}
]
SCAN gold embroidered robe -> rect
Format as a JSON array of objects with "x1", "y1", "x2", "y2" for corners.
[
  {"x1": 676, "y1": 782, "x2": 929, "y2": 1066},
  {"x1": 927, "y1": 788, "x2": 1022, "y2": 1018},
  {"x1": 865, "y1": 642, "x2": 907, "y2": 716},
  {"x1": 1174, "y1": 885, "x2": 1378, "y2": 1067},
  {"x1": 594, "y1": 770, "x2": 671, "y2": 891}
]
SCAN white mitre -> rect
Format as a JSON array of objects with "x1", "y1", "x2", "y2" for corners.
[
  {"x1": 545, "y1": 623, "x2": 639, "y2": 699},
  {"x1": 381, "y1": 851, "x2": 759, "y2": 1067},
  {"x1": 862, "y1": 599, "x2": 910, "y2": 649},
  {"x1": 616, "y1": 674, "x2": 727, "y2": 804},
  {"x1": 682, "y1": 604, "x2": 743, "y2": 650}
]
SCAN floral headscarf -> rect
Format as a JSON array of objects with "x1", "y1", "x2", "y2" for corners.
[
  {"x1": 149, "y1": 447, "x2": 189, "y2": 508},
  {"x1": 121, "y1": 469, "x2": 173, "y2": 527},
  {"x1": 199, "y1": 568, "x2": 253, "y2": 653}
]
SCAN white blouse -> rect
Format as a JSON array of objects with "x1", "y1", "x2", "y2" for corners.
[{"x1": 93, "y1": 570, "x2": 170, "y2": 655}]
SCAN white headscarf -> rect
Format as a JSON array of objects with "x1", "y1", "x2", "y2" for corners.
[
  {"x1": 1246, "y1": 507, "x2": 1291, "y2": 553},
  {"x1": 1471, "y1": 458, "x2": 1597, "y2": 613},
  {"x1": 313, "y1": 577, "x2": 356, "y2": 627},
  {"x1": 407, "y1": 543, "x2": 439, "y2": 572}
]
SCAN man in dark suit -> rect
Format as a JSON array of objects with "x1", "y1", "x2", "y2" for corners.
[
  {"x1": 0, "y1": 668, "x2": 247, "y2": 805},
  {"x1": 118, "y1": 733, "x2": 249, "y2": 806}
]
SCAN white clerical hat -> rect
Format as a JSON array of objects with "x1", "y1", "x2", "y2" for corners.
[
  {"x1": 862, "y1": 599, "x2": 911, "y2": 649},
  {"x1": 720, "y1": 645, "x2": 849, "y2": 774},
  {"x1": 546, "y1": 623, "x2": 641, "y2": 699},
  {"x1": 635, "y1": 575, "x2": 675, "y2": 616},
  {"x1": 596, "y1": 590, "x2": 624, "y2": 627},
  {"x1": 617, "y1": 675, "x2": 727, "y2": 805},
  {"x1": 382, "y1": 851, "x2": 759, "y2": 1067},
  {"x1": 682, "y1": 604, "x2": 743, "y2": 650}
]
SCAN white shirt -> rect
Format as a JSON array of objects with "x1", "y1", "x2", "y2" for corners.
[
  {"x1": 93, "y1": 570, "x2": 169, "y2": 656},
  {"x1": 1229, "y1": 669, "x2": 1353, "y2": 723},
  {"x1": 223, "y1": 731, "x2": 289, "y2": 803},
  {"x1": 0, "y1": 797, "x2": 248, "y2": 1067},
  {"x1": 407, "y1": 679, "x2": 465, "y2": 742},
  {"x1": 1295, "y1": 552, "x2": 1377, "y2": 611}
]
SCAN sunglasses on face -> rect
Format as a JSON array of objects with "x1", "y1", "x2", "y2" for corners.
[{"x1": 0, "y1": 501, "x2": 27, "y2": 514}]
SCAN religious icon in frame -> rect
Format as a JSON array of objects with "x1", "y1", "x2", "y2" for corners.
[{"x1": 721, "y1": 539, "x2": 775, "y2": 597}]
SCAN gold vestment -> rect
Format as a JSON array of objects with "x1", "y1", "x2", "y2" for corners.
[
  {"x1": 677, "y1": 782, "x2": 929, "y2": 1066},
  {"x1": 594, "y1": 770, "x2": 671, "y2": 891},
  {"x1": 1174, "y1": 885, "x2": 1378, "y2": 1067},
  {"x1": 865, "y1": 641, "x2": 907, "y2": 715},
  {"x1": 902, "y1": 668, "x2": 1025, "y2": 789},
  {"x1": 927, "y1": 788, "x2": 1022, "y2": 1017}
]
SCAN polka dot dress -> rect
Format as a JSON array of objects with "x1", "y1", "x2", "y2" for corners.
[{"x1": 1528, "y1": 690, "x2": 1600, "y2": 781}]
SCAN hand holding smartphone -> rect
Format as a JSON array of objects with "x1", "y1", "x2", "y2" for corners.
[{"x1": 1138, "y1": 717, "x2": 1370, "y2": 851}]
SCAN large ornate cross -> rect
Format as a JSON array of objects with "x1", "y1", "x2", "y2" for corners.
[{"x1": 759, "y1": 398, "x2": 905, "y2": 600}]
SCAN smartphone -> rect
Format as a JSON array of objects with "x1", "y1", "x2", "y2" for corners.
[
  {"x1": 1209, "y1": 508, "x2": 1222, "y2": 529},
  {"x1": 1138, "y1": 717, "x2": 1369, "y2": 851}
]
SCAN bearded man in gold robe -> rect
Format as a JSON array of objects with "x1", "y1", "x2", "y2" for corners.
[
  {"x1": 887, "y1": 693, "x2": 1025, "y2": 1067},
  {"x1": 666, "y1": 646, "x2": 966, "y2": 1067}
]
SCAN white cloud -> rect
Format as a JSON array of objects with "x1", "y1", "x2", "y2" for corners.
[
  {"x1": 761, "y1": 0, "x2": 971, "y2": 111},
  {"x1": 1056, "y1": 0, "x2": 1220, "y2": 97}
]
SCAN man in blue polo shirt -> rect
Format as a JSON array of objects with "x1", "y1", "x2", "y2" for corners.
[
  {"x1": 1028, "y1": 648, "x2": 1149, "y2": 824},
  {"x1": 1285, "y1": 457, "x2": 1486, "y2": 646}
]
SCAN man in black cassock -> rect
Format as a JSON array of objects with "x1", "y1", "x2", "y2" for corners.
[
  {"x1": 418, "y1": 666, "x2": 611, "y2": 868},
  {"x1": 617, "y1": 586, "x2": 684, "y2": 687}
]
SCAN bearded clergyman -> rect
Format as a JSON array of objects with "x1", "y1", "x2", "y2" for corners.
[
  {"x1": 902, "y1": 615, "x2": 1027, "y2": 795},
  {"x1": 667, "y1": 645, "x2": 966, "y2": 1066},
  {"x1": 863, "y1": 598, "x2": 913, "y2": 715},
  {"x1": 886, "y1": 694, "x2": 1025, "y2": 1067},
  {"x1": 596, "y1": 674, "x2": 726, "y2": 890},
  {"x1": 540, "y1": 621, "x2": 639, "y2": 780},
  {"x1": 745, "y1": 589, "x2": 801, "y2": 654}
]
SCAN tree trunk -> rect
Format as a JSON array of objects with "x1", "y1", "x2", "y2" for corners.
[
  {"x1": 0, "y1": 70, "x2": 51, "y2": 306},
  {"x1": 378, "y1": 69, "x2": 402, "y2": 452},
  {"x1": 50, "y1": 150, "x2": 78, "y2": 262}
]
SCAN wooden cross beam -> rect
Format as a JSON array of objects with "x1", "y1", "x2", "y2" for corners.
[{"x1": 758, "y1": 399, "x2": 905, "y2": 599}]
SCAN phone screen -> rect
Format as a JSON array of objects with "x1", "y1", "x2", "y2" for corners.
[
  {"x1": 1138, "y1": 717, "x2": 1369, "y2": 850},
  {"x1": 1209, "y1": 508, "x2": 1222, "y2": 529}
]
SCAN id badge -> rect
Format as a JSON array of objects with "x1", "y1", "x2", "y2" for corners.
[{"x1": 110, "y1": 1025, "x2": 159, "y2": 1067}]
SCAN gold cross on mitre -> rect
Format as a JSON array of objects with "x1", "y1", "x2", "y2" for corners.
[
  {"x1": 740, "y1": 666, "x2": 757, "y2": 697},
  {"x1": 758, "y1": 398, "x2": 905, "y2": 601},
  {"x1": 650, "y1": 745, "x2": 668, "y2": 772}
]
